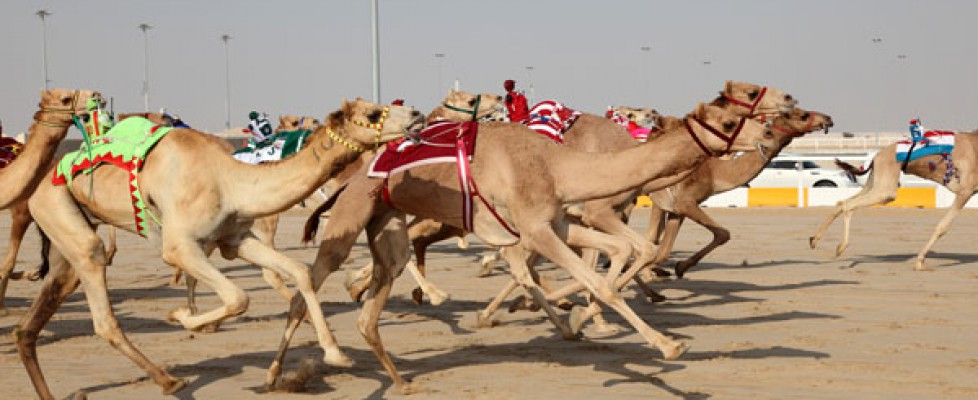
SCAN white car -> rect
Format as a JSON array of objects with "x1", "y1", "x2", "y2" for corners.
[{"x1": 748, "y1": 155, "x2": 861, "y2": 188}]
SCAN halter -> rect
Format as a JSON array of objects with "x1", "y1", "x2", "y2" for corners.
[
  {"x1": 326, "y1": 127, "x2": 366, "y2": 153},
  {"x1": 441, "y1": 95, "x2": 483, "y2": 122},
  {"x1": 721, "y1": 86, "x2": 778, "y2": 121},
  {"x1": 683, "y1": 115, "x2": 747, "y2": 157},
  {"x1": 770, "y1": 113, "x2": 817, "y2": 138},
  {"x1": 348, "y1": 105, "x2": 390, "y2": 150},
  {"x1": 35, "y1": 90, "x2": 82, "y2": 128}
]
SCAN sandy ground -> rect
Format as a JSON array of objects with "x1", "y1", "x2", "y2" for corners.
[{"x1": 2, "y1": 206, "x2": 978, "y2": 399}]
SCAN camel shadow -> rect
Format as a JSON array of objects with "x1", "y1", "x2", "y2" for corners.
[{"x1": 841, "y1": 251, "x2": 978, "y2": 269}]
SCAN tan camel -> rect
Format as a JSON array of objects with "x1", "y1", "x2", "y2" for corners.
[
  {"x1": 363, "y1": 82, "x2": 797, "y2": 311},
  {"x1": 182, "y1": 90, "x2": 506, "y2": 312},
  {"x1": 810, "y1": 133, "x2": 978, "y2": 271},
  {"x1": 0, "y1": 89, "x2": 101, "y2": 210},
  {"x1": 1, "y1": 112, "x2": 203, "y2": 315},
  {"x1": 14, "y1": 99, "x2": 424, "y2": 399},
  {"x1": 610, "y1": 105, "x2": 660, "y2": 126},
  {"x1": 271, "y1": 102, "x2": 778, "y2": 393},
  {"x1": 276, "y1": 115, "x2": 322, "y2": 132}
]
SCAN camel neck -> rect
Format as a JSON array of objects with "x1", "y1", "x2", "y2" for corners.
[
  {"x1": 0, "y1": 120, "x2": 71, "y2": 208},
  {"x1": 228, "y1": 125, "x2": 362, "y2": 218},
  {"x1": 551, "y1": 126, "x2": 710, "y2": 202}
]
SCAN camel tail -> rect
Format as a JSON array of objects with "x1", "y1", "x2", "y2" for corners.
[
  {"x1": 36, "y1": 227, "x2": 51, "y2": 280},
  {"x1": 301, "y1": 183, "x2": 348, "y2": 244},
  {"x1": 835, "y1": 158, "x2": 872, "y2": 183}
]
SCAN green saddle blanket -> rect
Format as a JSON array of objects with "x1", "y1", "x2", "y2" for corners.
[
  {"x1": 232, "y1": 129, "x2": 312, "y2": 164},
  {"x1": 53, "y1": 116, "x2": 174, "y2": 237}
]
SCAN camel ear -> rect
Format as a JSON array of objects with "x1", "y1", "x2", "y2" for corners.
[
  {"x1": 724, "y1": 81, "x2": 734, "y2": 94},
  {"x1": 694, "y1": 103, "x2": 707, "y2": 118},
  {"x1": 341, "y1": 99, "x2": 353, "y2": 120},
  {"x1": 447, "y1": 88, "x2": 457, "y2": 97}
]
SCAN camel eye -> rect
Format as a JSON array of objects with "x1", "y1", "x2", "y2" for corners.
[
  {"x1": 723, "y1": 121, "x2": 736, "y2": 132},
  {"x1": 747, "y1": 91, "x2": 759, "y2": 101},
  {"x1": 627, "y1": 113, "x2": 635, "y2": 119},
  {"x1": 468, "y1": 99, "x2": 476, "y2": 106},
  {"x1": 62, "y1": 96, "x2": 73, "y2": 105},
  {"x1": 801, "y1": 112, "x2": 810, "y2": 120},
  {"x1": 367, "y1": 110, "x2": 382, "y2": 123}
]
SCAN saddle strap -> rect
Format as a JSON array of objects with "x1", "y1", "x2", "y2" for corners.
[{"x1": 456, "y1": 137, "x2": 520, "y2": 238}]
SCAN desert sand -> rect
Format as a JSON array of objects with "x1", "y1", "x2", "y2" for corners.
[{"x1": 2, "y1": 206, "x2": 978, "y2": 399}]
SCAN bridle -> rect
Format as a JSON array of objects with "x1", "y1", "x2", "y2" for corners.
[
  {"x1": 721, "y1": 86, "x2": 781, "y2": 122},
  {"x1": 683, "y1": 115, "x2": 747, "y2": 157},
  {"x1": 331, "y1": 105, "x2": 391, "y2": 153},
  {"x1": 35, "y1": 90, "x2": 83, "y2": 128},
  {"x1": 441, "y1": 95, "x2": 483, "y2": 122},
  {"x1": 769, "y1": 113, "x2": 818, "y2": 138}
]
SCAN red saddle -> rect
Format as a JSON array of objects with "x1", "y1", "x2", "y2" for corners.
[
  {"x1": 0, "y1": 137, "x2": 24, "y2": 169},
  {"x1": 367, "y1": 121, "x2": 478, "y2": 178}
]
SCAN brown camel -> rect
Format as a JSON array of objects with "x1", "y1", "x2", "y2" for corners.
[
  {"x1": 359, "y1": 82, "x2": 797, "y2": 311},
  {"x1": 14, "y1": 99, "x2": 424, "y2": 399},
  {"x1": 271, "y1": 102, "x2": 778, "y2": 393},
  {"x1": 810, "y1": 132, "x2": 978, "y2": 271},
  {"x1": 1, "y1": 112, "x2": 200, "y2": 315},
  {"x1": 0, "y1": 89, "x2": 101, "y2": 210},
  {"x1": 646, "y1": 108, "x2": 834, "y2": 278}
]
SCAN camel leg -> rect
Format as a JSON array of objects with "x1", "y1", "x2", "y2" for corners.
[
  {"x1": 15, "y1": 244, "x2": 82, "y2": 400},
  {"x1": 234, "y1": 235, "x2": 352, "y2": 367},
  {"x1": 834, "y1": 188, "x2": 897, "y2": 257},
  {"x1": 357, "y1": 210, "x2": 419, "y2": 394},
  {"x1": 811, "y1": 162, "x2": 898, "y2": 252},
  {"x1": 406, "y1": 220, "x2": 461, "y2": 305},
  {"x1": 528, "y1": 221, "x2": 686, "y2": 359},
  {"x1": 103, "y1": 226, "x2": 117, "y2": 265},
  {"x1": 914, "y1": 193, "x2": 973, "y2": 271},
  {"x1": 673, "y1": 204, "x2": 729, "y2": 278},
  {"x1": 477, "y1": 248, "x2": 501, "y2": 277},
  {"x1": 267, "y1": 186, "x2": 376, "y2": 388},
  {"x1": 0, "y1": 200, "x2": 32, "y2": 315},
  {"x1": 502, "y1": 243, "x2": 577, "y2": 340},
  {"x1": 160, "y1": 236, "x2": 252, "y2": 332},
  {"x1": 476, "y1": 278, "x2": 518, "y2": 328}
]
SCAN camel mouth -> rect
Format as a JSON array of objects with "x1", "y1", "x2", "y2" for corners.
[
  {"x1": 756, "y1": 142, "x2": 772, "y2": 161},
  {"x1": 478, "y1": 105, "x2": 509, "y2": 122}
]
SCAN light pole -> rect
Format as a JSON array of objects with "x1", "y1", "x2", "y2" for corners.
[
  {"x1": 221, "y1": 34, "x2": 232, "y2": 130},
  {"x1": 525, "y1": 66, "x2": 535, "y2": 103},
  {"x1": 434, "y1": 53, "x2": 445, "y2": 102},
  {"x1": 871, "y1": 37, "x2": 884, "y2": 145},
  {"x1": 640, "y1": 45, "x2": 651, "y2": 100},
  {"x1": 370, "y1": 0, "x2": 381, "y2": 102},
  {"x1": 36, "y1": 10, "x2": 51, "y2": 90},
  {"x1": 138, "y1": 23, "x2": 152, "y2": 112}
]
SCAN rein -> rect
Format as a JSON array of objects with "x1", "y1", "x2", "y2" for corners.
[
  {"x1": 722, "y1": 86, "x2": 779, "y2": 121},
  {"x1": 441, "y1": 95, "x2": 483, "y2": 122},
  {"x1": 683, "y1": 115, "x2": 746, "y2": 157}
]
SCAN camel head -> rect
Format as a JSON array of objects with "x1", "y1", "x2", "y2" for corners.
[
  {"x1": 717, "y1": 81, "x2": 797, "y2": 118},
  {"x1": 687, "y1": 103, "x2": 776, "y2": 156},
  {"x1": 612, "y1": 106, "x2": 660, "y2": 126},
  {"x1": 35, "y1": 88, "x2": 103, "y2": 127},
  {"x1": 331, "y1": 98, "x2": 425, "y2": 148},
  {"x1": 757, "y1": 108, "x2": 833, "y2": 158},
  {"x1": 435, "y1": 89, "x2": 506, "y2": 122},
  {"x1": 277, "y1": 115, "x2": 322, "y2": 132}
]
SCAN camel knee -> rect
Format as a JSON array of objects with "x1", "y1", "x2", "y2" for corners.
[
  {"x1": 224, "y1": 290, "x2": 250, "y2": 316},
  {"x1": 715, "y1": 229, "x2": 731, "y2": 245}
]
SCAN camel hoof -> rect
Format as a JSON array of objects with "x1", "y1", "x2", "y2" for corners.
[
  {"x1": 651, "y1": 267, "x2": 672, "y2": 278},
  {"x1": 397, "y1": 380, "x2": 423, "y2": 395},
  {"x1": 411, "y1": 288, "x2": 424, "y2": 306},
  {"x1": 161, "y1": 378, "x2": 188, "y2": 395},
  {"x1": 809, "y1": 236, "x2": 818, "y2": 249},
  {"x1": 166, "y1": 307, "x2": 192, "y2": 325},
  {"x1": 646, "y1": 291, "x2": 667, "y2": 303},
  {"x1": 507, "y1": 295, "x2": 535, "y2": 313},
  {"x1": 475, "y1": 313, "x2": 497, "y2": 328},
  {"x1": 322, "y1": 348, "x2": 354, "y2": 368},
  {"x1": 674, "y1": 262, "x2": 692, "y2": 279},
  {"x1": 914, "y1": 262, "x2": 934, "y2": 272},
  {"x1": 428, "y1": 292, "x2": 449, "y2": 307},
  {"x1": 456, "y1": 237, "x2": 469, "y2": 250},
  {"x1": 834, "y1": 244, "x2": 847, "y2": 258},
  {"x1": 476, "y1": 265, "x2": 494, "y2": 278},
  {"x1": 26, "y1": 270, "x2": 43, "y2": 281},
  {"x1": 661, "y1": 341, "x2": 689, "y2": 361},
  {"x1": 568, "y1": 307, "x2": 587, "y2": 335},
  {"x1": 556, "y1": 300, "x2": 577, "y2": 311}
]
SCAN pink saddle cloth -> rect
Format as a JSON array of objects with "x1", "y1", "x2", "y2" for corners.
[{"x1": 367, "y1": 121, "x2": 478, "y2": 178}]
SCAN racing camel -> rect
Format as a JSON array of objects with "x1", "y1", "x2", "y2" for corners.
[{"x1": 13, "y1": 99, "x2": 424, "y2": 399}]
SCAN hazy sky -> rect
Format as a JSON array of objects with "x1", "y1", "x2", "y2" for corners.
[{"x1": 2, "y1": 0, "x2": 976, "y2": 137}]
